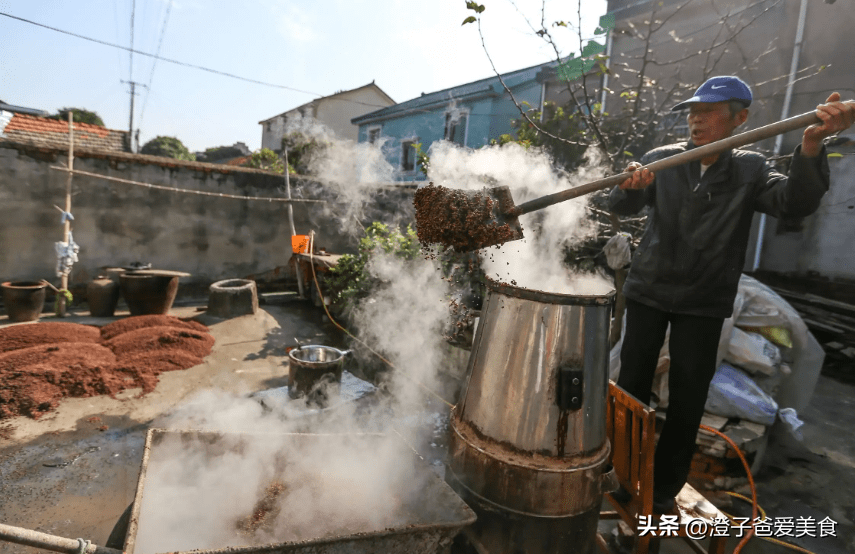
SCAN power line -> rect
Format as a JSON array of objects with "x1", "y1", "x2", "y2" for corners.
[
  {"x1": 0, "y1": 11, "x2": 324, "y2": 97},
  {"x1": 139, "y1": 0, "x2": 172, "y2": 126},
  {"x1": 129, "y1": 0, "x2": 135, "y2": 81},
  {"x1": 0, "y1": 11, "x2": 566, "y2": 123}
]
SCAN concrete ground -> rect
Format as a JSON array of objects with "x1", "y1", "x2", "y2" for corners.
[
  {"x1": 598, "y1": 374, "x2": 855, "y2": 554},
  {"x1": 0, "y1": 300, "x2": 853, "y2": 554},
  {"x1": 0, "y1": 299, "x2": 341, "y2": 552}
]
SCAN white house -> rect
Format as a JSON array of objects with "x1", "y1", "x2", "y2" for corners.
[{"x1": 259, "y1": 82, "x2": 395, "y2": 149}]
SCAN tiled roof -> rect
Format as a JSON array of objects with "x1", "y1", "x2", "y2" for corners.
[
  {"x1": 225, "y1": 155, "x2": 252, "y2": 166},
  {"x1": 0, "y1": 139, "x2": 283, "y2": 177},
  {"x1": 352, "y1": 59, "x2": 560, "y2": 125},
  {"x1": 0, "y1": 102, "x2": 49, "y2": 117},
  {"x1": 1, "y1": 113, "x2": 128, "y2": 152}
]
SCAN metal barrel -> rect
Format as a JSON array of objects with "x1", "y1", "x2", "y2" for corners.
[{"x1": 448, "y1": 278, "x2": 616, "y2": 554}]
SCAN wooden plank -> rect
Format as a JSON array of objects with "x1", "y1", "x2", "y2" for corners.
[
  {"x1": 613, "y1": 404, "x2": 629, "y2": 483},
  {"x1": 700, "y1": 413, "x2": 728, "y2": 430},
  {"x1": 606, "y1": 385, "x2": 615, "y2": 453},
  {"x1": 801, "y1": 317, "x2": 846, "y2": 334},
  {"x1": 125, "y1": 269, "x2": 192, "y2": 278},
  {"x1": 794, "y1": 303, "x2": 855, "y2": 326},
  {"x1": 804, "y1": 293, "x2": 855, "y2": 315},
  {"x1": 639, "y1": 412, "x2": 655, "y2": 516},
  {"x1": 630, "y1": 412, "x2": 641, "y2": 487}
]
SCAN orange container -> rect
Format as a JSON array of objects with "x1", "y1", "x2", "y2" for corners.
[{"x1": 291, "y1": 234, "x2": 310, "y2": 254}]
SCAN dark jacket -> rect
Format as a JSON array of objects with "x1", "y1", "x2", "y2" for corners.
[{"x1": 608, "y1": 142, "x2": 830, "y2": 318}]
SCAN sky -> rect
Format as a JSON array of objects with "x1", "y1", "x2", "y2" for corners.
[{"x1": 0, "y1": 0, "x2": 607, "y2": 153}]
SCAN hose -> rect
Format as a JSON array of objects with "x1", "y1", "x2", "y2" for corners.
[
  {"x1": 306, "y1": 234, "x2": 454, "y2": 409},
  {"x1": 698, "y1": 425, "x2": 818, "y2": 554},
  {"x1": 723, "y1": 492, "x2": 817, "y2": 554},
  {"x1": 699, "y1": 424, "x2": 757, "y2": 553}
]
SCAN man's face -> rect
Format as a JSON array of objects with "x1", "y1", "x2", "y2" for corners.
[{"x1": 686, "y1": 101, "x2": 746, "y2": 146}]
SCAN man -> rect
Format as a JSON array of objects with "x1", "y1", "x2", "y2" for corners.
[{"x1": 608, "y1": 75, "x2": 854, "y2": 513}]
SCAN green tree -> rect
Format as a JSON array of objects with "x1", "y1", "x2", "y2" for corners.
[
  {"x1": 490, "y1": 101, "x2": 591, "y2": 170},
  {"x1": 140, "y1": 136, "x2": 196, "y2": 161},
  {"x1": 280, "y1": 131, "x2": 330, "y2": 175},
  {"x1": 244, "y1": 148, "x2": 284, "y2": 173},
  {"x1": 50, "y1": 107, "x2": 105, "y2": 127}
]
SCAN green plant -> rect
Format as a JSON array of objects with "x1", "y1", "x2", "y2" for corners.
[
  {"x1": 54, "y1": 289, "x2": 73, "y2": 316},
  {"x1": 140, "y1": 136, "x2": 196, "y2": 161},
  {"x1": 244, "y1": 148, "x2": 284, "y2": 173},
  {"x1": 50, "y1": 108, "x2": 105, "y2": 127},
  {"x1": 281, "y1": 131, "x2": 330, "y2": 175},
  {"x1": 413, "y1": 142, "x2": 430, "y2": 176},
  {"x1": 324, "y1": 222, "x2": 421, "y2": 312}
]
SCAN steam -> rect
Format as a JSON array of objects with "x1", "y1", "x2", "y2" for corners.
[
  {"x1": 427, "y1": 141, "x2": 614, "y2": 295},
  {"x1": 135, "y1": 253, "x2": 451, "y2": 553},
  {"x1": 133, "y1": 121, "x2": 616, "y2": 553},
  {"x1": 282, "y1": 112, "x2": 400, "y2": 236}
]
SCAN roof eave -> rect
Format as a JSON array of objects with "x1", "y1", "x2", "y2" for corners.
[{"x1": 352, "y1": 88, "x2": 500, "y2": 125}]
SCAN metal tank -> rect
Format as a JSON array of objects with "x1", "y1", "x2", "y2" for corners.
[{"x1": 447, "y1": 277, "x2": 618, "y2": 554}]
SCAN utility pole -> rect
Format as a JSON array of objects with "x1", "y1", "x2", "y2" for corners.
[{"x1": 121, "y1": 80, "x2": 145, "y2": 152}]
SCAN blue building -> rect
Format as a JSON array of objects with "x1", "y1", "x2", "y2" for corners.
[{"x1": 351, "y1": 60, "x2": 562, "y2": 182}]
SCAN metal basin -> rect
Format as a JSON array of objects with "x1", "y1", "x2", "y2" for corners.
[
  {"x1": 287, "y1": 345, "x2": 350, "y2": 402},
  {"x1": 124, "y1": 429, "x2": 476, "y2": 554}
]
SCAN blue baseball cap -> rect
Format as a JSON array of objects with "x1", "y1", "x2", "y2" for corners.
[{"x1": 671, "y1": 76, "x2": 752, "y2": 111}]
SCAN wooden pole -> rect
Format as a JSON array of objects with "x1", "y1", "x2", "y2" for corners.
[
  {"x1": 285, "y1": 151, "x2": 305, "y2": 298},
  {"x1": 57, "y1": 112, "x2": 74, "y2": 317}
]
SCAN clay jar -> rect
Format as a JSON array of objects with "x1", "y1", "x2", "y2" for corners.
[
  {"x1": 87, "y1": 276, "x2": 121, "y2": 317},
  {"x1": 120, "y1": 272, "x2": 179, "y2": 315},
  {"x1": 2, "y1": 281, "x2": 47, "y2": 322}
]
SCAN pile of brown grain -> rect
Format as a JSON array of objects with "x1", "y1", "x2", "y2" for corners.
[
  {"x1": 413, "y1": 183, "x2": 521, "y2": 252},
  {"x1": 0, "y1": 315, "x2": 215, "y2": 419}
]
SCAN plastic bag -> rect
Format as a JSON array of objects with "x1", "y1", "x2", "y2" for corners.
[
  {"x1": 778, "y1": 407, "x2": 804, "y2": 441},
  {"x1": 740, "y1": 325, "x2": 793, "y2": 349},
  {"x1": 603, "y1": 232, "x2": 632, "y2": 270},
  {"x1": 705, "y1": 362, "x2": 778, "y2": 425},
  {"x1": 717, "y1": 275, "x2": 824, "y2": 411},
  {"x1": 725, "y1": 327, "x2": 780, "y2": 376}
]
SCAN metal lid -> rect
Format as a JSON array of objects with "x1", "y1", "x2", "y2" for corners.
[{"x1": 484, "y1": 276, "x2": 615, "y2": 306}]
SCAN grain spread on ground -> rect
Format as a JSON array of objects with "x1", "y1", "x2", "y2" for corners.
[
  {"x1": 100, "y1": 315, "x2": 208, "y2": 341},
  {"x1": 0, "y1": 321, "x2": 101, "y2": 353},
  {"x1": 235, "y1": 481, "x2": 287, "y2": 535},
  {"x1": 413, "y1": 183, "x2": 521, "y2": 252},
  {"x1": 0, "y1": 315, "x2": 214, "y2": 420}
]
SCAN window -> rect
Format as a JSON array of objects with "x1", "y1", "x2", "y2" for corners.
[
  {"x1": 444, "y1": 111, "x2": 468, "y2": 146},
  {"x1": 401, "y1": 140, "x2": 417, "y2": 172},
  {"x1": 367, "y1": 126, "x2": 381, "y2": 145}
]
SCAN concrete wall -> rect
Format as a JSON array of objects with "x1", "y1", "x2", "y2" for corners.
[
  {"x1": 606, "y1": 0, "x2": 854, "y2": 153},
  {"x1": 314, "y1": 88, "x2": 395, "y2": 142},
  {"x1": 0, "y1": 142, "x2": 415, "y2": 298},
  {"x1": 260, "y1": 104, "x2": 315, "y2": 151},
  {"x1": 757, "y1": 136, "x2": 855, "y2": 280}
]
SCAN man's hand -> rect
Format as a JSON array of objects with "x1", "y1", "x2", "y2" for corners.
[
  {"x1": 802, "y1": 92, "x2": 855, "y2": 157},
  {"x1": 619, "y1": 162, "x2": 655, "y2": 190}
]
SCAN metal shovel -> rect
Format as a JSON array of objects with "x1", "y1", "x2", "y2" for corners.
[{"x1": 436, "y1": 105, "x2": 849, "y2": 252}]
